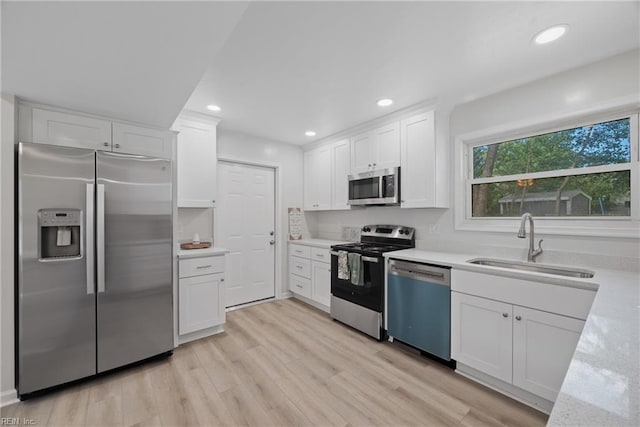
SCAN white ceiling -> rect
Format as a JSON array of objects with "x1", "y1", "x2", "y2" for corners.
[
  {"x1": 2, "y1": 2, "x2": 638, "y2": 142},
  {"x1": 185, "y1": 1, "x2": 639, "y2": 144},
  {"x1": 1, "y1": 1, "x2": 248, "y2": 128}
]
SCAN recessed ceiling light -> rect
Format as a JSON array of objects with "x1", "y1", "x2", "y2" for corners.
[
  {"x1": 206, "y1": 104, "x2": 221, "y2": 112},
  {"x1": 534, "y1": 25, "x2": 568, "y2": 45},
  {"x1": 305, "y1": 131, "x2": 316, "y2": 137},
  {"x1": 377, "y1": 98, "x2": 393, "y2": 107}
]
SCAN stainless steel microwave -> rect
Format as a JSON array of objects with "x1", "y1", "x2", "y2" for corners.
[{"x1": 348, "y1": 167, "x2": 400, "y2": 206}]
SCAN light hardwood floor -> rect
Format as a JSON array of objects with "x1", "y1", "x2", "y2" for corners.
[{"x1": 2, "y1": 298, "x2": 547, "y2": 426}]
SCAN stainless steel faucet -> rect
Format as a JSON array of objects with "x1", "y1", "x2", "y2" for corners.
[{"x1": 517, "y1": 213, "x2": 543, "y2": 262}]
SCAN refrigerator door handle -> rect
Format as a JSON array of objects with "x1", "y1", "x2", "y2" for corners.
[
  {"x1": 86, "y1": 184, "x2": 95, "y2": 295},
  {"x1": 97, "y1": 183, "x2": 106, "y2": 293}
]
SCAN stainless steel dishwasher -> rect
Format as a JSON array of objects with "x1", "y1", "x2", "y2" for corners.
[{"x1": 387, "y1": 259, "x2": 451, "y2": 361}]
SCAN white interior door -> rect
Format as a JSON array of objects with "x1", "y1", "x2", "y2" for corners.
[{"x1": 217, "y1": 162, "x2": 276, "y2": 307}]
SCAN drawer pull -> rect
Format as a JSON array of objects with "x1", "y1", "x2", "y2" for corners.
[
  {"x1": 196, "y1": 265, "x2": 213, "y2": 269},
  {"x1": 316, "y1": 254, "x2": 324, "y2": 257},
  {"x1": 296, "y1": 265, "x2": 303, "y2": 269},
  {"x1": 296, "y1": 284, "x2": 303, "y2": 288}
]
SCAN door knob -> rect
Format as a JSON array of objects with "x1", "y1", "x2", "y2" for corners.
[
  {"x1": 269, "y1": 240, "x2": 275, "y2": 245},
  {"x1": 270, "y1": 231, "x2": 274, "y2": 236},
  {"x1": 502, "y1": 313, "x2": 509, "y2": 318},
  {"x1": 515, "y1": 315, "x2": 522, "y2": 321}
]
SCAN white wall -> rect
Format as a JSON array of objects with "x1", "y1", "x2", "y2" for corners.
[
  {"x1": 216, "y1": 128, "x2": 309, "y2": 296},
  {"x1": 0, "y1": 94, "x2": 16, "y2": 404},
  {"x1": 311, "y1": 50, "x2": 640, "y2": 272},
  {"x1": 177, "y1": 207, "x2": 213, "y2": 243}
]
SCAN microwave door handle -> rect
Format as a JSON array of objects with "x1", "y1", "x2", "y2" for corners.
[{"x1": 378, "y1": 176, "x2": 384, "y2": 199}]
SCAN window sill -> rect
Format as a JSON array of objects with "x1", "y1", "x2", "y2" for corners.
[{"x1": 456, "y1": 217, "x2": 640, "y2": 239}]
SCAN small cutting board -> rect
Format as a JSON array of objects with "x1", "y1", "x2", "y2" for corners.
[{"x1": 180, "y1": 242, "x2": 212, "y2": 250}]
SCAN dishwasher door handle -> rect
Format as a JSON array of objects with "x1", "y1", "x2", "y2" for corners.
[{"x1": 388, "y1": 268, "x2": 449, "y2": 287}]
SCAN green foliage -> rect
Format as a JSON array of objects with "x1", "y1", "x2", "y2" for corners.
[{"x1": 472, "y1": 118, "x2": 631, "y2": 217}]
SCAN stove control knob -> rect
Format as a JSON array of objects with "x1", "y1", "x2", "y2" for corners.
[{"x1": 398, "y1": 229, "x2": 404, "y2": 235}]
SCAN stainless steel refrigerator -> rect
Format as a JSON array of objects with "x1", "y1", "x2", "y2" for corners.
[{"x1": 17, "y1": 142, "x2": 173, "y2": 396}]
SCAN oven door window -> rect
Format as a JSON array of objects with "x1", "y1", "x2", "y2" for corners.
[
  {"x1": 331, "y1": 254, "x2": 384, "y2": 312},
  {"x1": 349, "y1": 177, "x2": 380, "y2": 200}
]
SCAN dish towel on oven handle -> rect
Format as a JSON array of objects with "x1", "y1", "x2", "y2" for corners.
[
  {"x1": 348, "y1": 253, "x2": 364, "y2": 286},
  {"x1": 337, "y1": 251, "x2": 350, "y2": 280}
]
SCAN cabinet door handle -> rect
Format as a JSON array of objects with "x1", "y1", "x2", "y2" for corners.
[
  {"x1": 103, "y1": 142, "x2": 109, "y2": 147},
  {"x1": 115, "y1": 143, "x2": 121, "y2": 148},
  {"x1": 197, "y1": 265, "x2": 212, "y2": 269},
  {"x1": 515, "y1": 315, "x2": 522, "y2": 321},
  {"x1": 368, "y1": 163, "x2": 372, "y2": 168},
  {"x1": 502, "y1": 313, "x2": 509, "y2": 318},
  {"x1": 220, "y1": 278, "x2": 225, "y2": 282}
]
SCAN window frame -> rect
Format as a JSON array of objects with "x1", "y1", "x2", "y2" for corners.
[{"x1": 455, "y1": 107, "x2": 640, "y2": 238}]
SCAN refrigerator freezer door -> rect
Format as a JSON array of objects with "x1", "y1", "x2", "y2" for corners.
[
  {"x1": 96, "y1": 151, "x2": 173, "y2": 372},
  {"x1": 18, "y1": 143, "x2": 97, "y2": 395}
]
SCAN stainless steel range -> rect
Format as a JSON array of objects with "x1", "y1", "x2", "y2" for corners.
[{"x1": 330, "y1": 225, "x2": 415, "y2": 340}]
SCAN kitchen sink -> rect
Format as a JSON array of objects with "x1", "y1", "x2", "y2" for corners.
[{"x1": 467, "y1": 258, "x2": 595, "y2": 279}]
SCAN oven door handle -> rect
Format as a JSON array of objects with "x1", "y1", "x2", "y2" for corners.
[{"x1": 329, "y1": 251, "x2": 379, "y2": 263}]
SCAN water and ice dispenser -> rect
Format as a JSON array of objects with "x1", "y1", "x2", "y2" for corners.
[{"x1": 38, "y1": 209, "x2": 82, "y2": 260}]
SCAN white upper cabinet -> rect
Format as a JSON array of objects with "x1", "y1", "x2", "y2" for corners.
[
  {"x1": 28, "y1": 106, "x2": 173, "y2": 158},
  {"x1": 304, "y1": 145, "x2": 332, "y2": 210},
  {"x1": 331, "y1": 139, "x2": 351, "y2": 210},
  {"x1": 173, "y1": 116, "x2": 218, "y2": 208},
  {"x1": 32, "y1": 108, "x2": 111, "y2": 151},
  {"x1": 350, "y1": 123, "x2": 400, "y2": 173},
  {"x1": 400, "y1": 111, "x2": 444, "y2": 208},
  {"x1": 112, "y1": 123, "x2": 173, "y2": 159},
  {"x1": 302, "y1": 108, "x2": 445, "y2": 210},
  {"x1": 350, "y1": 131, "x2": 375, "y2": 173},
  {"x1": 372, "y1": 122, "x2": 400, "y2": 170}
]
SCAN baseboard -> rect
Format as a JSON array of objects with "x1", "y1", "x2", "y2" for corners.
[
  {"x1": 280, "y1": 291, "x2": 293, "y2": 299},
  {"x1": 290, "y1": 293, "x2": 330, "y2": 313},
  {"x1": 1, "y1": 389, "x2": 18, "y2": 407},
  {"x1": 455, "y1": 363, "x2": 553, "y2": 414},
  {"x1": 177, "y1": 324, "x2": 224, "y2": 346}
]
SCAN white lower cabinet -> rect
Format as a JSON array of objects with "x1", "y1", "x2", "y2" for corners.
[
  {"x1": 311, "y1": 260, "x2": 331, "y2": 307},
  {"x1": 178, "y1": 254, "x2": 226, "y2": 340},
  {"x1": 452, "y1": 289, "x2": 586, "y2": 404},
  {"x1": 451, "y1": 292, "x2": 513, "y2": 383},
  {"x1": 179, "y1": 273, "x2": 224, "y2": 335},
  {"x1": 512, "y1": 306, "x2": 584, "y2": 401},
  {"x1": 289, "y1": 243, "x2": 331, "y2": 311}
]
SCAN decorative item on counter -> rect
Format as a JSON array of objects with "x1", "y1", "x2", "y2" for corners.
[
  {"x1": 180, "y1": 233, "x2": 211, "y2": 249},
  {"x1": 180, "y1": 241, "x2": 212, "y2": 250},
  {"x1": 288, "y1": 207, "x2": 302, "y2": 240}
]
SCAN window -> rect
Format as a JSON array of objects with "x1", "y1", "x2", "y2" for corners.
[{"x1": 469, "y1": 116, "x2": 635, "y2": 218}]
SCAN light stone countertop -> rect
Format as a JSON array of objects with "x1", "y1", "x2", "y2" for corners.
[
  {"x1": 383, "y1": 249, "x2": 639, "y2": 427},
  {"x1": 177, "y1": 246, "x2": 229, "y2": 259},
  {"x1": 288, "y1": 238, "x2": 350, "y2": 249}
]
